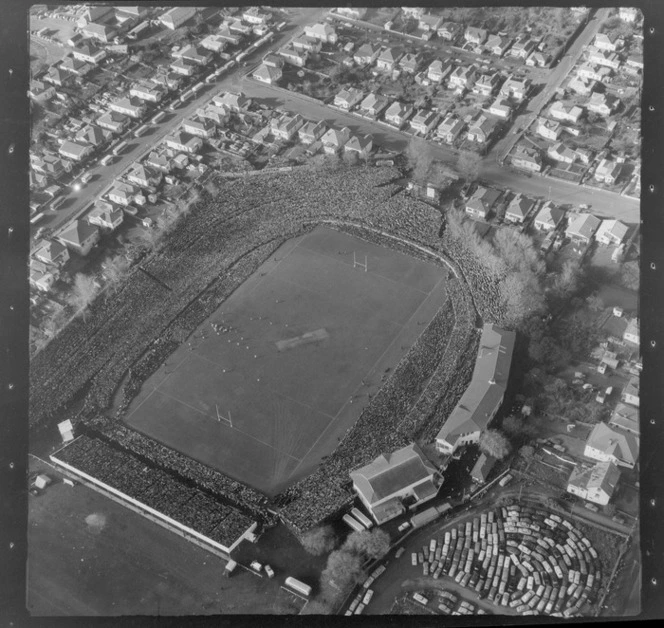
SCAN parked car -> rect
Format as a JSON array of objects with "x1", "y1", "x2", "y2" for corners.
[
  {"x1": 264, "y1": 565, "x2": 275, "y2": 578},
  {"x1": 584, "y1": 503, "x2": 599, "y2": 513}
]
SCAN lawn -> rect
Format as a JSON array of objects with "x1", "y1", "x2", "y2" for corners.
[{"x1": 125, "y1": 226, "x2": 447, "y2": 496}]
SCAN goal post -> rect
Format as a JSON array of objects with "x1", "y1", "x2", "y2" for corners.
[
  {"x1": 353, "y1": 251, "x2": 367, "y2": 272},
  {"x1": 216, "y1": 404, "x2": 233, "y2": 428}
]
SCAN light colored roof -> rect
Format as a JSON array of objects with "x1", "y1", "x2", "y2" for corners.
[
  {"x1": 59, "y1": 140, "x2": 89, "y2": 158},
  {"x1": 35, "y1": 239, "x2": 67, "y2": 262},
  {"x1": 535, "y1": 202, "x2": 565, "y2": 227},
  {"x1": 596, "y1": 219, "x2": 628, "y2": 242},
  {"x1": 470, "y1": 453, "x2": 497, "y2": 482},
  {"x1": 253, "y1": 63, "x2": 281, "y2": 81},
  {"x1": 568, "y1": 460, "x2": 620, "y2": 495},
  {"x1": 506, "y1": 196, "x2": 534, "y2": 218},
  {"x1": 566, "y1": 213, "x2": 601, "y2": 239},
  {"x1": 609, "y1": 403, "x2": 639, "y2": 435},
  {"x1": 587, "y1": 422, "x2": 639, "y2": 466},
  {"x1": 350, "y1": 443, "x2": 437, "y2": 505}
]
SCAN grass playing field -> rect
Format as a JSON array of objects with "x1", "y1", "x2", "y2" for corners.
[{"x1": 124, "y1": 226, "x2": 447, "y2": 496}]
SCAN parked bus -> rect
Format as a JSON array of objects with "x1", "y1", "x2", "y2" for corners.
[
  {"x1": 284, "y1": 577, "x2": 311, "y2": 598},
  {"x1": 30, "y1": 212, "x2": 45, "y2": 225},
  {"x1": 134, "y1": 124, "x2": 149, "y2": 138},
  {"x1": 113, "y1": 141, "x2": 128, "y2": 156},
  {"x1": 180, "y1": 91, "x2": 194, "y2": 103},
  {"x1": 343, "y1": 513, "x2": 366, "y2": 532},
  {"x1": 80, "y1": 171, "x2": 93, "y2": 184},
  {"x1": 152, "y1": 111, "x2": 166, "y2": 124},
  {"x1": 100, "y1": 154, "x2": 114, "y2": 166},
  {"x1": 49, "y1": 196, "x2": 65, "y2": 211},
  {"x1": 192, "y1": 81, "x2": 204, "y2": 93},
  {"x1": 351, "y1": 508, "x2": 374, "y2": 529}
]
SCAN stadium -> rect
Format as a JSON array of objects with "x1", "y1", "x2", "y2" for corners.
[{"x1": 38, "y1": 164, "x2": 501, "y2": 549}]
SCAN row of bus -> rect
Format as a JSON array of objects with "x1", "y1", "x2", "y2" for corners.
[{"x1": 342, "y1": 507, "x2": 374, "y2": 532}]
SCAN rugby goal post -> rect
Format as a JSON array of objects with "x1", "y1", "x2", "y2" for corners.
[
  {"x1": 353, "y1": 251, "x2": 367, "y2": 272},
  {"x1": 216, "y1": 404, "x2": 233, "y2": 428}
]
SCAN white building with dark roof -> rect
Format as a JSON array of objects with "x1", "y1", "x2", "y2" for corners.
[
  {"x1": 567, "y1": 461, "x2": 620, "y2": 505},
  {"x1": 584, "y1": 422, "x2": 638, "y2": 469}
]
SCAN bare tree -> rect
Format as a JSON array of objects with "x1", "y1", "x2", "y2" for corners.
[
  {"x1": 319, "y1": 549, "x2": 364, "y2": 605},
  {"x1": 103, "y1": 254, "x2": 130, "y2": 293},
  {"x1": 66, "y1": 273, "x2": 99, "y2": 321},
  {"x1": 300, "y1": 525, "x2": 339, "y2": 556},
  {"x1": 343, "y1": 528, "x2": 391, "y2": 560},
  {"x1": 479, "y1": 429, "x2": 512, "y2": 460}
]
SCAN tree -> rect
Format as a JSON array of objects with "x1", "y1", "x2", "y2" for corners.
[
  {"x1": 551, "y1": 258, "x2": 584, "y2": 299},
  {"x1": 319, "y1": 549, "x2": 364, "y2": 604},
  {"x1": 103, "y1": 254, "x2": 130, "y2": 293},
  {"x1": 587, "y1": 293, "x2": 605, "y2": 311},
  {"x1": 405, "y1": 136, "x2": 435, "y2": 184},
  {"x1": 502, "y1": 415, "x2": 538, "y2": 442},
  {"x1": 300, "y1": 525, "x2": 339, "y2": 556},
  {"x1": 456, "y1": 150, "x2": 482, "y2": 182},
  {"x1": 519, "y1": 444, "x2": 536, "y2": 459},
  {"x1": 343, "y1": 528, "x2": 391, "y2": 560},
  {"x1": 479, "y1": 429, "x2": 512, "y2": 460},
  {"x1": 66, "y1": 273, "x2": 99, "y2": 321},
  {"x1": 502, "y1": 271, "x2": 546, "y2": 327}
]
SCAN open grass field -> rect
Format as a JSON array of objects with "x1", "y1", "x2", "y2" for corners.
[
  {"x1": 125, "y1": 226, "x2": 447, "y2": 496},
  {"x1": 27, "y1": 457, "x2": 303, "y2": 616}
]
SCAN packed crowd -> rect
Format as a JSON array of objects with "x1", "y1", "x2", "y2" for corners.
[{"x1": 55, "y1": 434, "x2": 256, "y2": 549}]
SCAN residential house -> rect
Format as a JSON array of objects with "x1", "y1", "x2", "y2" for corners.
[
  {"x1": 81, "y1": 22, "x2": 116, "y2": 42},
  {"x1": 78, "y1": 5, "x2": 114, "y2": 24},
  {"x1": 279, "y1": 45, "x2": 308, "y2": 67},
  {"x1": 108, "y1": 181, "x2": 139, "y2": 206},
  {"x1": 626, "y1": 55, "x2": 644, "y2": 72},
  {"x1": 76, "y1": 124, "x2": 106, "y2": 147},
  {"x1": 334, "y1": 87, "x2": 364, "y2": 110},
  {"x1": 623, "y1": 318, "x2": 640, "y2": 346},
  {"x1": 622, "y1": 376, "x2": 640, "y2": 407},
  {"x1": 536, "y1": 117, "x2": 562, "y2": 141},
  {"x1": 569, "y1": 74, "x2": 598, "y2": 96},
  {"x1": 350, "y1": 443, "x2": 442, "y2": 524},
  {"x1": 619, "y1": 7, "x2": 639, "y2": 22},
  {"x1": 44, "y1": 67, "x2": 72, "y2": 87},
  {"x1": 151, "y1": 72, "x2": 182, "y2": 91},
  {"x1": 170, "y1": 58, "x2": 196, "y2": 76},
  {"x1": 584, "y1": 422, "x2": 638, "y2": 468},
  {"x1": 588, "y1": 47, "x2": 621, "y2": 70},
  {"x1": 575, "y1": 147, "x2": 592, "y2": 166},
  {"x1": 31, "y1": 153, "x2": 71, "y2": 178},
  {"x1": 87, "y1": 203, "x2": 124, "y2": 231},
  {"x1": 399, "y1": 52, "x2": 422, "y2": 74},
  {"x1": 526, "y1": 51, "x2": 551, "y2": 68},
  {"x1": 427, "y1": 59, "x2": 453, "y2": 83},
  {"x1": 464, "y1": 26, "x2": 488, "y2": 46},
  {"x1": 533, "y1": 202, "x2": 565, "y2": 231},
  {"x1": 321, "y1": 126, "x2": 351, "y2": 154},
  {"x1": 509, "y1": 38, "x2": 536, "y2": 59},
  {"x1": 358, "y1": 93, "x2": 390, "y2": 118},
  {"x1": 418, "y1": 13, "x2": 443, "y2": 32},
  {"x1": 159, "y1": 6, "x2": 196, "y2": 30},
  {"x1": 587, "y1": 92, "x2": 620, "y2": 116},
  {"x1": 126, "y1": 163, "x2": 162, "y2": 189},
  {"x1": 57, "y1": 220, "x2": 100, "y2": 256},
  {"x1": 29, "y1": 171, "x2": 48, "y2": 190},
  {"x1": 214, "y1": 91, "x2": 251, "y2": 112},
  {"x1": 216, "y1": 25, "x2": 242, "y2": 46},
  {"x1": 164, "y1": 131, "x2": 204, "y2": 154},
  {"x1": 110, "y1": 97, "x2": 146, "y2": 119},
  {"x1": 577, "y1": 62, "x2": 614, "y2": 83},
  {"x1": 449, "y1": 65, "x2": 477, "y2": 90},
  {"x1": 58, "y1": 58, "x2": 92, "y2": 77},
  {"x1": 145, "y1": 151, "x2": 174, "y2": 172},
  {"x1": 34, "y1": 240, "x2": 70, "y2": 268},
  {"x1": 30, "y1": 259, "x2": 58, "y2": 292},
  {"x1": 253, "y1": 63, "x2": 282, "y2": 84},
  {"x1": 298, "y1": 120, "x2": 327, "y2": 144},
  {"x1": 437, "y1": 22, "x2": 461, "y2": 41},
  {"x1": 594, "y1": 32, "x2": 623, "y2": 52},
  {"x1": 435, "y1": 325, "x2": 515, "y2": 454},
  {"x1": 336, "y1": 7, "x2": 368, "y2": 20},
  {"x1": 182, "y1": 117, "x2": 216, "y2": 139},
  {"x1": 72, "y1": 42, "x2": 106, "y2": 64},
  {"x1": 354, "y1": 42, "x2": 381, "y2": 66},
  {"x1": 383, "y1": 101, "x2": 413, "y2": 128},
  {"x1": 28, "y1": 80, "x2": 56, "y2": 103},
  {"x1": 485, "y1": 34, "x2": 512, "y2": 57},
  {"x1": 200, "y1": 34, "x2": 227, "y2": 53},
  {"x1": 465, "y1": 186, "x2": 501, "y2": 219},
  {"x1": 410, "y1": 109, "x2": 439, "y2": 135},
  {"x1": 596, "y1": 219, "x2": 629, "y2": 246},
  {"x1": 59, "y1": 140, "x2": 93, "y2": 162},
  {"x1": 594, "y1": 158, "x2": 622, "y2": 184},
  {"x1": 548, "y1": 141, "x2": 579, "y2": 164},
  {"x1": 466, "y1": 114, "x2": 497, "y2": 144},
  {"x1": 549, "y1": 101, "x2": 584, "y2": 123},
  {"x1": 609, "y1": 403, "x2": 639, "y2": 436},
  {"x1": 242, "y1": 7, "x2": 271, "y2": 25},
  {"x1": 130, "y1": 82, "x2": 166, "y2": 103},
  {"x1": 565, "y1": 213, "x2": 601, "y2": 244},
  {"x1": 262, "y1": 54, "x2": 284, "y2": 70},
  {"x1": 500, "y1": 76, "x2": 531, "y2": 102},
  {"x1": 304, "y1": 22, "x2": 337, "y2": 44},
  {"x1": 271, "y1": 113, "x2": 304, "y2": 141},
  {"x1": 488, "y1": 98, "x2": 511, "y2": 119},
  {"x1": 97, "y1": 111, "x2": 129, "y2": 134},
  {"x1": 401, "y1": 7, "x2": 425, "y2": 19},
  {"x1": 344, "y1": 134, "x2": 373, "y2": 158},
  {"x1": 505, "y1": 195, "x2": 535, "y2": 223},
  {"x1": 473, "y1": 71, "x2": 502, "y2": 96},
  {"x1": 436, "y1": 114, "x2": 465, "y2": 144},
  {"x1": 376, "y1": 48, "x2": 403, "y2": 72},
  {"x1": 567, "y1": 461, "x2": 621, "y2": 506},
  {"x1": 470, "y1": 453, "x2": 497, "y2": 484}
]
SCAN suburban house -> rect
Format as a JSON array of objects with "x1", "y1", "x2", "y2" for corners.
[
  {"x1": 594, "y1": 158, "x2": 622, "y2": 184},
  {"x1": 438, "y1": 22, "x2": 462, "y2": 41},
  {"x1": 242, "y1": 7, "x2": 271, "y2": 24},
  {"x1": 584, "y1": 422, "x2": 639, "y2": 469},
  {"x1": 549, "y1": 101, "x2": 584, "y2": 123},
  {"x1": 449, "y1": 65, "x2": 477, "y2": 90},
  {"x1": 200, "y1": 34, "x2": 227, "y2": 53},
  {"x1": 78, "y1": 4, "x2": 113, "y2": 24},
  {"x1": 298, "y1": 120, "x2": 327, "y2": 144},
  {"x1": 587, "y1": 92, "x2": 620, "y2": 116},
  {"x1": 587, "y1": 47, "x2": 621, "y2": 70},
  {"x1": 170, "y1": 57, "x2": 196, "y2": 76},
  {"x1": 58, "y1": 220, "x2": 100, "y2": 256},
  {"x1": 410, "y1": 109, "x2": 439, "y2": 135},
  {"x1": 30, "y1": 259, "x2": 58, "y2": 292},
  {"x1": 547, "y1": 142, "x2": 579, "y2": 165},
  {"x1": 60, "y1": 56, "x2": 93, "y2": 77},
  {"x1": 97, "y1": 111, "x2": 129, "y2": 134},
  {"x1": 145, "y1": 151, "x2": 174, "y2": 173},
  {"x1": 625, "y1": 55, "x2": 644, "y2": 73},
  {"x1": 526, "y1": 51, "x2": 551, "y2": 68},
  {"x1": 399, "y1": 52, "x2": 422, "y2": 74},
  {"x1": 321, "y1": 126, "x2": 352, "y2": 154},
  {"x1": 384, "y1": 101, "x2": 413, "y2": 128},
  {"x1": 253, "y1": 63, "x2": 282, "y2": 84},
  {"x1": 59, "y1": 140, "x2": 93, "y2": 162},
  {"x1": 291, "y1": 35, "x2": 322, "y2": 53},
  {"x1": 505, "y1": 195, "x2": 535, "y2": 223},
  {"x1": 271, "y1": 113, "x2": 304, "y2": 141},
  {"x1": 164, "y1": 131, "x2": 203, "y2": 154},
  {"x1": 304, "y1": 22, "x2": 337, "y2": 43},
  {"x1": 466, "y1": 114, "x2": 497, "y2": 144},
  {"x1": 151, "y1": 71, "x2": 183, "y2": 91},
  {"x1": 568, "y1": 75, "x2": 598, "y2": 96},
  {"x1": 216, "y1": 25, "x2": 242, "y2": 46},
  {"x1": 182, "y1": 117, "x2": 216, "y2": 139},
  {"x1": 609, "y1": 402, "x2": 639, "y2": 437},
  {"x1": 126, "y1": 163, "x2": 162, "y2": 189},
  {"x1": 29, "y1": 80, "x2": 56, "y2": 103},
  {"x1": 279, "y1": 45, "x2": 309, "y2": 66},
  {"x1": 31, "y1": 153, "x2": 71, "y2": 178},
  {"x1": 401, "y1": 7, "x2": 424, "y2": 18},
  {"x1": 473, "y1": 71, "x2": 502, "y2": 96},
  {"x1": 337, "y1": 7, "x2": 367, "y2": 19},
  {"x1": 108, "y1": 181, "x2": 139, "y2": 206},
  {"x1": 619, "y1": 7, "x2": 639, "y2": 22},
  {"x1": 500, "y1": 76, "x2": 531, "y2": 102},
  {"x1": 130, "y1": 82, "x2": 166, "y2": 103},
  {"x1": 565, "y1": 213, "x2": 601, "y2": 244},
  {"x1": 159, "y1": 6, "x2": 197, "y2": 30},
  {"x1": 488, "y1": 98, "x2": 512, "y2": 119},
  {"x1": 110, "y1": 97, "x2": 146, "y2": 119},
  {"x1": 436, "y1": 114, "x2": 465, "y2": 144},
  {"x1": 464, "y1": 26, "x2": 488, "y2": 46},
  {"x1": 354, "y1": 43, "x2": 381, "y2": 66},
  {"x1": 622, "y1": 376, "x2": 640, "y2": 407},
  {"x1": 567, "y1": 461, "x2": 621, "y2": 505},
  {"x1": 596, "y1": 219, "x2": 629, "y2": 246},
  {"x1": 87, "y1": 203, "x2": 124, "y2": 232},
  {"x1": 594, "y1": 32, "x2": 623, "y2": 52},
  {"x1": 344, "y1": 134, "x2": 373, "y2": 158},
  {"x1": 623, "y1": 318, "x2": 640, "y2": 346},
  {"x1": 436, "y1": 325, "x2": 515, "y2": 455},
  {"x1": 536, "y1": 117, "x2": 562, "y2": 141},
  {"x1": 72, "y1": 42, "x2": 106, "y2": 64},
  {"x1": 427, "y1": 59, "x2": 453, "y2": 83},
  {"x1": 533, "y1": 202, "x2": 565, "y2": 231},
  {"x1": 577, "y1": 62, "x2": 614, "y2": 83},
  {"x1": 81, "y1": 22, "x2": 115, "y2": 42},
  {"x1": 76, "y1": 124, "x2": 106, "y2": 147},
  {"x1": 44, "y1": 67, "x2": 72, "y2": 87},
  {"x1": 213, "y1": 91, "x2": 251, "y2": 112},
  {"x1": 470, "y1": 453, "x2": 497, "y2": 484},
  {"x1": 34, "y1": 239, "x2": 70, "y2": 268},
  {"x1": 334, "y1": 87, "x2": 364, "y2": 110},
  {"x1": 509, "y1": 39, "x2": 536, "y2": 59},
  {"x1": 486, "y1": 34, "x2": 512, "y2": 57},
  {"x1": 358, "y1": 93, "x2": 390, "y2": 118},
  {"x1": 376, "y1": 48, "x2": 403, "y2": 72},
  {"x1": 465, "y1": 186, "x2": 501, "y2": 219},
  {"x1": 350, "y1": 443, "x2": 442, "y2": 525},
  {"x1": 419, "y1": 12, "x2": 443, "y2": 32}
]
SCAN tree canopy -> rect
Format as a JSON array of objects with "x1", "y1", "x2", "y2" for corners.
[{"x1": 479, "y1": 429, "x2": 512, "y2": 460}]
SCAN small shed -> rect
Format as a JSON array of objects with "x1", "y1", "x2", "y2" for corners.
[{"x1": 34, "y1": 474, "x2": 52, "y2": 490}]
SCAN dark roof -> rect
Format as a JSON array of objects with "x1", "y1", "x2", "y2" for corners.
[{"x1": 471, "y1": 453, "x2": 497, "y2": 481}]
